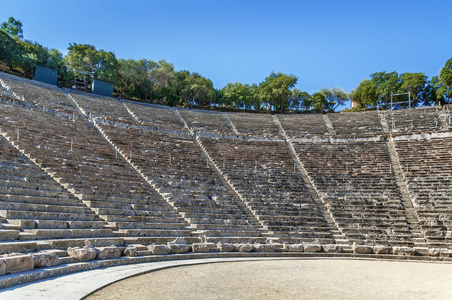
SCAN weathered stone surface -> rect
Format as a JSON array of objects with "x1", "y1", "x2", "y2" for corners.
[
  {"x1": 272, "y1": 243, "x2": 286, "y2": 252},
  {"x1": 323, "y1": 244, "x2": 343, "y2": 253},
  {"x1": 414, "y1": 247, "x2": 430, "y2": 256},
  {"x1": 67, "y1": 246, "x2": 97, "y2": 262},
  {"x1": 31, "y1": 251, "x2": 60, "y2": 268},
  {"x1": 304, "y1": 243, "x2": 323, "y2": 253},
  {"x1": 3, "y1": 254, "x2": 34, "y2": 274},
  {"x1": 373, "y1": 245, "x2": 392, "y2": 255},
  {"x1": 168, "y1": 243, "x2": 189, "y2": 254},
  {"x1": 148, "y1": 244, "x2": 170, "y2": 255},
  {"x1": 393, "y1": 247, "x2": 415, "y2": 256},
  {"x1": 96, "y1": 246, "x2": 121, "y2": 260},
  {"x1": 124, "y1": 245, "x2": 138, "y2": 257},
  {"x1": 353, "y1": 244, "x2": 373, "y2": 254},
  {"x1": 253, "y1": 243, "x2": 275, "y2": 252},
  {"x1": 169, "y1": 237, "x2": 187, "y2": 245},
  {"x1": 429, "y1": 248, "x2": 441, "y2": 257},
  {"x1": 439, "y1": 249, "x2": 452, "y2": 258},
  {"x1": 0, "y1": 230, "x2": 20, "y2": 241},
  {"x1": 198, "y1": 234, "x2": 207, "y2": 243},
  {"x1": 217, "y1": 242, "x2": 235, "y2": 252},
  {"x1": 0, "y1": 259, "x2": 5, "y2": 275},
  {"x1": 235, "y1": 244, "x2": 254, "y2": 252},
  {"x1": 285, "y1": 244, "x2": 304, "y2": 252},
  {"x1": 0, "y1": 241, "x2": 37, "y2": 255},
  {"x1": 128, "y1": 244, "x2": 147, "y2": 251},
  {"x1": 192, "y1": 243, "x2": 209, "y2": 253}
]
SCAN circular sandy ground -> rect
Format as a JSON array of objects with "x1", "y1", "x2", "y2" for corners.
[{"x1": 86, "y1": 259, "x2": 452, "y2": 300}]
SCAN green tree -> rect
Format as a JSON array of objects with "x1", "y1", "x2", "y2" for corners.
[
  {"x1": 259, "y1": 72, "x2": 297, "y2": 113},
  {"x1": 400, "y1": 72, "x2": 427, "y2": 107},
  {"x1": 1, "y1": 17, "x2": 23, "y2": 40},
  {"x1": 350, "y1": 79, "x2": 378, "y2": 108},
  {"x1": 0, "y1": 29, "x2": 22, "y2": 69},
  {"x1": 370, "y1": 71, "x2": 401, "y2": 106},
  {"x1": 439, "y1": 58, "x2": 452, "y2": 104},
  {"x1": 319, "y1": 87, "x2": 349, "y2": 111},
  {"x1": 311, "y1": 92, "x2": 327, "y2": 112},
  {"x1": 65, "y1": 43, "x2": 118, "y2": 86}
]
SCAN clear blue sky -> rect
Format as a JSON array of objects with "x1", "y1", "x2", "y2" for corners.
[{"x1": 1, "y1": 0, "x2": 451, "y2": 108}]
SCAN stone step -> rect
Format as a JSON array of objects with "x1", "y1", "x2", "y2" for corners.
[
  {"x1": 109, "y1": 221, "x2": 188, "y2": 230},
  {"x1": 22, "y1": 229, "x2": 113, "y2": 239},
  {"x1": 0, "y1": 194, "x2": 80, "y2": 206},
  {"x1": 114, "y1": 229, "x2": 193, "y2": 237},
  {"x1": 0, "y1": 229, "x2": 20, "y2": 241},
  {"x1": 0, "y1": 201, "x2": 90, "y2": 214},
  {"x1": 0, "y1": 210, "x2": 97, "y2": 221},
  {"x1": 45, "y1": 237, "x2": 125, "y2": 249}
]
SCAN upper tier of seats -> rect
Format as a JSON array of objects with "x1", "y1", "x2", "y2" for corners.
[{"x1": 0, "y1": 72, "x2": 75, "y2": 114}]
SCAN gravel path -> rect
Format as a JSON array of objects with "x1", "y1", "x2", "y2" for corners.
[{"x1": 87, "y1": 259, "x2": 452, "y2": 299}]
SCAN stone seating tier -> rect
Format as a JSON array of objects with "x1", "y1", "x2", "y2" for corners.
[
  {"x1": 178, "y1": 109, "x2": 232, "y2": 134},
  {"x1": 226, "y1": 113, "x2": 281, "y2": 137},
  {"x1": 124, "y1": 102, "x2": 184, "y2": 129},
  {"x1": 97, "y1": 124, "x2": 263, "y2": 239},
  {"x1": 0, "y1": 73, "x2": 76, "y2": 114},
  {"x1": 293, "y1": 140, "x2": 413, "y2": 246}
]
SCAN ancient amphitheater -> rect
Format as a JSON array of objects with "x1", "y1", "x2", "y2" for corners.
[{"x1": 0, "y1": 71, "x2": 452, "y2": 298}]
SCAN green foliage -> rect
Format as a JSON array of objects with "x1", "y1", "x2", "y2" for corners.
[
  {"x1": 399, "y1": 72, "x2": 427, "y2": 107},
  {"x1": 0, "y1": 29, "x2": 22, "y2": 68},
  {"x1": 350, "y1": 79, "x2": 379, "y2": 108},
  {"x1": 221, "y1": 82, "x2": 253, "y2": 109},
  {"x1": 311, "y1": 92, "x2": 327, "y2": 112},
  {"x1": 370, "y1": 71, "x2": 401, "y2": 105},
  {"x1": 1, "y1": 17, "x2": 23, "y2": 40},
  {"x1": 258, "y1": 72, "x2": 297, "y2": 113},
  {"x1": 439, "y1": 58, "x2": 452, "y2": 103},
  {"x1": 319, "y1": 87, "x2": 349, "y2": 111},
  {"x1": 65, "y1": 43, "x2": 118, "y2": 84}
]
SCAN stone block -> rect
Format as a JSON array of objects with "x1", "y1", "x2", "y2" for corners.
[
  {"x1": 3, "y1": 254, "x2": 34, "y2": 274},
  {"x1": 0, "y1": 241, "x2": 37, "y2": 255},
  {"x1": 353, "y1": 244, "x2": 373, "y2": 254},
  {"x1": 168, "y1": 243, "x2": 189, "y2": 254},
  {"x1": 127, "y1": 244, "x2": 147, "y2": 251},
  {"x1": 0, "y1": 259, "x2": 5, "y2": 275},
  {"x1": 31, "y1": 251, "x2": 60, "y2": 268},
  {"x1": 272, "y1": 243, "x2": 286, "y2": 252},
  {"x1": 429, "y1": 248, "x2": 441, "y2": 257},
  {"x1": 304, "y1": 243, "x2": 323, "y2": 253},
  {"x1": 394, "y1": 247, "x2": 415, "y2": 256},
  {"x1": 414, "y1": 247, "x2": 430, "y2": 256},
  {"x1": 192, "y1": 243, "x2": 209, "y2": 253},
  {"x1": 96, "y1": 246, "x2": 121, "y2": 260},
  {"x1": 235, "y1": 244, "x2": 254, "y2": 252},
  {"x1": 67, "y1": 246, "x2": 97, "y2": 262},
  {"x1": 373, "y1": 245, "x2": 392, "y2": 255},
  {"x1": 124, "y1": 245, "x2": 137, "y2": 257},
  {"x1": 0, "y1": 230, "x2": 20, "y2": 241},
  {"x1": 323, "y1": 244, "x2": 343, "y2": 253},
  {"x1": 169, "y1": 237, "x2": 187, "y2": 245},
  {"x1": 148, "y1": 244, "x2": 170, "y2": 255},
  {"x1": 285, "y1": 244, "x2": 304, "y2": 252},
  {"x1": 439, "y1": 249, "x2": 452, "y2": 258},
  {"x1": 217, "y1": 242, "x2": 235, "y2": 252},
  {"x1": 253, "y1": 243, "x2": 275, "y2": 252}
]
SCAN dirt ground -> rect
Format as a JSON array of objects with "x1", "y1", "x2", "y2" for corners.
[{"x1": 87, "y1": 259, "x2": 452, "y2": 300}]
